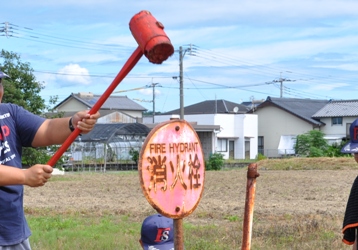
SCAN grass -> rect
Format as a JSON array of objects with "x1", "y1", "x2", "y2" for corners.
[
  {"x1": 27, "y1": 212, "x2": 241, "y2": 250},
  {"x1": 23, "y1": 156, "x2": 357, "y2": 249},
  {"x1": 28, "y1": 214, "x2": 141, "y2": 249},
  {"x1": 26, "y1": 209, "x2": 345, "y2": 249},
  {"x1": 251, "y1": 213, "x2": 344, "y2": 249},
  {"x1": 256, "y1": 156, "x2": 358, "y2": 170}
]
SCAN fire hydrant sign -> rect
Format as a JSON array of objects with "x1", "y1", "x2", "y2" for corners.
[{"x1": 139, "y1": 119, "x2": 205, "y2": 219}]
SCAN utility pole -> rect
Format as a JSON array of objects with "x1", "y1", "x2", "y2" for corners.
[
  {"x1": 147, "y1": 80, "x2": 160, "y2": 123},
  {"x1": 272, "y1": 72, "x2": 295, "y2": 98},
  {"x1": 0, "y1": 22, "x2": 15, "y2": 38},
  {"x1": 0, "y1": 22, "x2": 8, "y2": 37},
  {"x1": 178, "y1": 44, "x2": 194, "y2": 119},
  {"x1": 179, "y1": 46, "x2": 184, "y2": 119}
]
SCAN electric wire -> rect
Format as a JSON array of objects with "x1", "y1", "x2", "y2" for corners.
[
  {"x1": 2, "y1": 22, "x2": 134, "y2": 53},
  {"x1": 192, "y1": 45, "x2": 358, "y2": 85},
  {"x1": 2, "y1": 23, "x2": 357, "y2": 102}
]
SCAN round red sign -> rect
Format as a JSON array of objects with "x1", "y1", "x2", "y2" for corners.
[{"x1": 139, "y1": 119, "x2": 205, "y2": 219}]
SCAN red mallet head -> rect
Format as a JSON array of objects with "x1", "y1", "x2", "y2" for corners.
[{"x1": 129, "y1": 10, "x2": 174, "y2": 64}]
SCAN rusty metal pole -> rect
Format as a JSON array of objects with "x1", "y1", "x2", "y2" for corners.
[
  {"x1": 174, "y1": 219, "x2": 184, "y2": 250},
  {"x1": 242, "y1": 163, "x2": 260, "y2": 250}
]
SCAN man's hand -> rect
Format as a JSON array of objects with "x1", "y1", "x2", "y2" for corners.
[
  {"x1": 72, "y1": 111, "x2": 100, "y2": 134},
  {"x1": 23, "y1": 165, "x2": 53, "y2": 187},
  {"x1": 32, "y1": 111, "x2": 100, "y2": 147}
]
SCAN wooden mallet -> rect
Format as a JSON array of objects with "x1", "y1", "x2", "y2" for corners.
[{"x1": 47, "y1": 10, "x2": 174, "y2": 167}]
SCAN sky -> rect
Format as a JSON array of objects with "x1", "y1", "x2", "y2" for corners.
[{"x1": 1, "y1": 1, "x2": 358, "y2": 113}]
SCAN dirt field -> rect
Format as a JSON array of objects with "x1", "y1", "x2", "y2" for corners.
[{"x1": 24, "y1": 168, "x2": 356, "y2": 225}]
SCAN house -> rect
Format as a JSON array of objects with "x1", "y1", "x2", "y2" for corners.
[
  {"x1": 249, "y1": 96, "x2": 329, "y2": 157},
  {"x1": 52, "y1": 92, "x2": 147, "y2": 122},
  {"x1": 241, "y1": 99, "x2": 265, "y2": 111},
  {"x1": 312, "y1": 99, "x2": 358, "y2": 144},
  {"x1": 146, "y1": 99, "x2": 258, "y2": 160},
  {"x1": 50, "y1": 92, "x2": 149, "y2": 170},
  {"x1": 52, "y1": 92, "x2": 358, "y2": 162}
]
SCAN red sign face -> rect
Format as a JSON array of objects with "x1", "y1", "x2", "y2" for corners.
[{"x1": 139, "y1": 120, "x2": 205, "y2": 219}]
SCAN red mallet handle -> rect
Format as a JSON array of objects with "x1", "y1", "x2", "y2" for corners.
[{"x1": 47, "y1": 47, "x2": 143, "y2": 167}]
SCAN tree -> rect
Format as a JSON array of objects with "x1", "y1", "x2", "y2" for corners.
[
  {"x1": 0, "y1": 49, "x2": 46, "y2": 114},
  {"x1": 0, "y1": 49, "x2": 62, "y2": 167},
  {"x1": 295, "y1": 130, "x2": 329, "y2": 157}
]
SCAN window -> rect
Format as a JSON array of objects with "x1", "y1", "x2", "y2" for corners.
[
  {"x1": 258, "y1": 136, "x2": 264, "y2": 155},
  {"x1": 217, "y1": 138, "x2": 227, "y2": 152},
  {"x1": 332, "y1": 117, "x2": 343, "y2": 125}
]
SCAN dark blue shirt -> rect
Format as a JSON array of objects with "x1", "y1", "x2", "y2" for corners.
[{"x1": 0, "y1": 104, "x2": 45, "y2": 245}]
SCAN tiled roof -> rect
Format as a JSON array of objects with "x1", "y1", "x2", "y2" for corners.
[
  {"x1": 74, "y1": 94, "x2": 146, "y2": 111},
  {"x1": 312, "y1": 100, "x2": 358, "y2": 117},
  {"x1": 162, "y1": 100, "x2": 249, "y2": 115},
  {"x1": 256, "y1": 96, "x2": 329, "y2": 125},
  {"x1": 55, "y1": 93, "x2": 146, "y2": 111}
]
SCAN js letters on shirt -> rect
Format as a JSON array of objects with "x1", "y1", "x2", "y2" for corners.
[{"x1": 0, "y1": 112, "x2": 16, "y2": 165}]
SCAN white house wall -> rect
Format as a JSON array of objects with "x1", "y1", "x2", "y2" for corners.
[
  {"x1": 214, "y1": 114, "x2": 237, "y2": 159},
  {"x1": 153, "y1": 113, "x2": 258, "y2": 160},
  {"x1": 255, "y1": 106, "x2": 314, "y2": 157},
  {"x1": 318, "y1": 117, "x2": 357, "y2": 143},
  {"x1": 214, "y1": 114, "x2": 243, "y2": 158},
  {"x1": 120, "y1": 110, "x2": 143, "y2": 118},
  {"x1": 97, "y1": 112, "x2": 138, "y2": 123},
  {"x1": 243, "y1": 114, "x2": 259, "y2": 159},
  {"x1": 57, "y1": 99, "x2": 88, "y2": 112}
]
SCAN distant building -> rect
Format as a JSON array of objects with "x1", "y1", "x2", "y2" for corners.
[
  {"x1": 51, "y1": 92, "x2": 147, "y2": 122},
  {"x1": 312, "y1": 99, "x2": 358, "y2": 144},
  {"x1": 146, "y1": 99, "x2": 258, "y2": 160},
  {"x1": 248, "y1": 96, "x2": 329, "y2": 157}
]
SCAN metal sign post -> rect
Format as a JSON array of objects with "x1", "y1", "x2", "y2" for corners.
[
  {"x1": 139, "y1": 119, "x2": 205, "y2": 249},
  {"x1": 242, "y1": 163, "x2": 260, "y2": 250}
]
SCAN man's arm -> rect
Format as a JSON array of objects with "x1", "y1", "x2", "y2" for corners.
[
  {"x1": 32, "y1": 111, "x2": 99, "y2": 147},
  {"x1": 0, "y1": 164, "x2": 52, "y2": 187}
]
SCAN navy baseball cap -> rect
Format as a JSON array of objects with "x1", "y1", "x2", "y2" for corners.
[
  {"x1": 0, "y1": 72, "x2": 9, "y2": 78},
  {"x1": 140, "y1": 214, "x2": 174, "y2": 250},
  {"x1": 341, "y1": 118, "x2": 358, "y2": 153}
]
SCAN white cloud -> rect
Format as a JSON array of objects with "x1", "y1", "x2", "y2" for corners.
[
  {"x1": 139, "y1": 88, "x2": 153, "y2": 96},
  {"x1": 57, "y1": 64, "x2": 91, "y2": 85}
]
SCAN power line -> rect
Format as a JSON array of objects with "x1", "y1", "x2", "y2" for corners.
[
  {"x1": 112, "y1": 86, "x2": 149, "y2": 93},
  {"x1": 192, "y1": 45, "x2": 358, "y2": 85},
  {"x1": 2, "y1": 22, "x2": 356, "y2": 102},
  {"x1": 1, "y1": 22, "x2": 134, "y2": 53},
  {"x1": 30, "y1": 68, "x2": 339, "y2": 101},
  {"x1": 281, "y1": 85, "x2": 334, "y2": 100}
]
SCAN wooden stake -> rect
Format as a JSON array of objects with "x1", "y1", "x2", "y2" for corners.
[{"x1": 242, "y1": 163, "x2": 260, "y2": 250}]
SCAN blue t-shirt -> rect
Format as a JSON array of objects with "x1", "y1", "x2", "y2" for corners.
[{"x1": 0, "y1": 104, "x2": 45, "y2": 246}]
